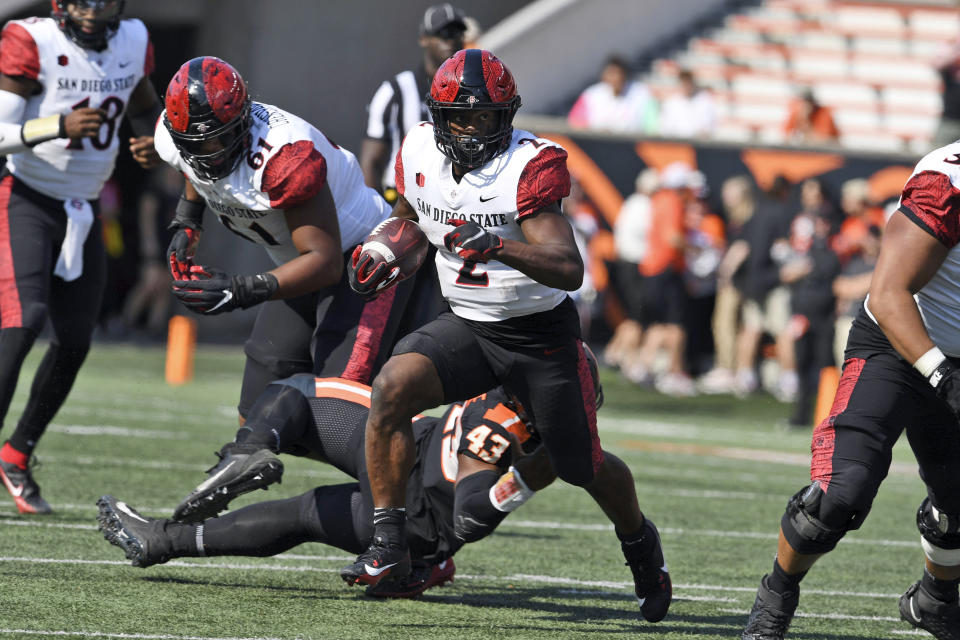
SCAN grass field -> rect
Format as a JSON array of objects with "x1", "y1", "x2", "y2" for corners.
[{"x1": 0, "y1": 341, "x2": 933, "y2": 640}]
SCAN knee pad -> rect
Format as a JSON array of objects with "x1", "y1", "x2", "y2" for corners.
[
  {"x1": 918, "y1": 498, "x2": 960, "y2": 567},
  {"x1": 19, "y1": 301, "x2": 48, "y2": 334},
  {"x1": 780, "y1": 482, "x2": 862, "y2": 555}
]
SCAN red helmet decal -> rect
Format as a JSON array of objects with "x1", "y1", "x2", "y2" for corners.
[
  {"x1": 202, "y1": 57, "x2": 247, "y2": 125},
  {"x1": 164, "y1": 62, "x2": 191, "y2": 133},
  {"x1": 430, "y1": 50, "x2": 466, "y2": 103},
  {"x1": 481, "y1": 51, "x2": 516, "y2": 103}
]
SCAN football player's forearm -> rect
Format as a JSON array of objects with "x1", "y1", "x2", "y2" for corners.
[
  {"x1": 868, "y1": 287, "x2": 935, "y2": 363},
  {"x1": 0, "y1": 90, "x2": 64, "y2": 154},
  {"x1": 269, "y1": 251, "x2": 342, "y2": 298},
  {"x1": 495, "y1": 238, "x2": 584, "y2": 290}
]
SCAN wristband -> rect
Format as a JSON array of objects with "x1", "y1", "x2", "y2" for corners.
[
  {"x1": 170, "y1": 196, "x2": 205, "y2": 231},
  {"x1": 20, "y1": 114, "x2": 64, "y2": 147},
  {"x1": 914, "y1": 346, "x2": 946, "y2": 381},
  {"x1": 488, "y1": 465, "x2": 535, "y2": 513}
]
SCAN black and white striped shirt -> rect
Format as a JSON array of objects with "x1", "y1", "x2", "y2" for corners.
[{"x1": 365, "y1": 69, "x2": 431, "y2": 190}]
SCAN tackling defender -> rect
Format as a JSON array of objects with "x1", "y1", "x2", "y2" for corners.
[
  {"x1": 741, "y1": 143, "x2": 960, "y2": 639},
  {"x1": 344, "y1": 49, "x2": 671, "y2": 622},
  {"x1": 96, "y1": 356, "x2": 606, "y2": 597},
  {"x1": 0, "y1": 0, "x2": 161, "y2": 513}
]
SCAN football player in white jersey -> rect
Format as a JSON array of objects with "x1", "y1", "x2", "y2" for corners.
[
  {"x1": 0, "y1": 0, "x2": 161, "y2": 515},
  {"x1": 155, "y1": 57, "x2": 433, "y2": 424},
  {"x1": 741, "y1": 149, "x2": 960, "y2": 640},
  {"x1": 342, "y1": 49, "x2": 671, "y2": 623}
]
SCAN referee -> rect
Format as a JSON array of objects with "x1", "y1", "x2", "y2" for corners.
[{"x1": 360, "y1": 3, "x2": 466, "y2": 203}]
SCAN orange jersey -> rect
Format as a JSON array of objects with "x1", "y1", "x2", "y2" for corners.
[{"x1": 640, "y1": 190, "x2": 685, "y2": 277}]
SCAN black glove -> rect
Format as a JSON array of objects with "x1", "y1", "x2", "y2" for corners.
[
  {"x1": 167, "y1": 196, "x2": 205, "y2": 279},
  {"x1": 443, "y1": 219, "x2": 503, "y2": 263},
  {"x1": 347, "y1": 244, "x2": 401, "y2": 300},
  {"x1": 931, "y1": 358, "x2": 960, "y2": 418},
  {"x1": 173, "y1": 268, "x2": 278, "y2": 315}
]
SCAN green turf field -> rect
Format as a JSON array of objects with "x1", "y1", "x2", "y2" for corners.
[{"x1": 0, "y1": 342, "x2": 932, "y2": 639}]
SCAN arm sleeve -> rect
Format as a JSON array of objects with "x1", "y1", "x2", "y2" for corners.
[
  {"x1": 261, "y1": 140, "x2": 327, "y2": 209},
  {"x1": 0, "y1": 89, "x2": 28, "y2": 154},
  {"x1": 516, "y1": 146, "x2": 572, "y2": 220},
  {"x1": 394, "y1": 142, "x2": 405, "y2": 196},
  {"x1": 898, "y1": 170, "x2": 960, "y2": 248},
  {"x1": 0, "y1": 23, "x2": 40, "y2": 80},
  {"x1": 143, "y1": 36, "x2": 155, "y2": 76},
  {"x1": 453, "y1": 469, "x2": 507, "y2": 543}
]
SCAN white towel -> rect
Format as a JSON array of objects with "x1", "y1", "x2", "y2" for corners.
[{"x1": 54, "y1": 199, "x2": 94, "y2": 282}]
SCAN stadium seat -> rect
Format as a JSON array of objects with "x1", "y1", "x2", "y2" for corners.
[
  {"x1": 812, "y1": 82, "x2": 878, "y2": 110},
  {"x1": 908, "y1": 9, "x2": 960, "y2": 41}
]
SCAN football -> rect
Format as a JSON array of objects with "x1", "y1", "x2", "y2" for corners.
[{"x1": 359, "y1": 217, "x2": 430, "y2": 282}]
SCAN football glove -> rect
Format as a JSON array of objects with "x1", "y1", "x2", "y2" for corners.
[
  {"x1": 167, "y1": 196, "x2": 205, "y2": 279},
  {"x1": 930, "y1": 358, "x2": 960, "y2": 419},
  {"x1": 443, "y1": 219, "x2": 502, "y2": 263},
  {"x1": 173, "y1": 268, "x2": 278, "y2": 315},
  {"x1": 347, "y1": 244, "x2": 401, "y2": 300}
]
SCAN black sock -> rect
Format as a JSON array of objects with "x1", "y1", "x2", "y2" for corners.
[
  {"x1": 767, "y1": 557, "x2": 807, "y2": 594},
  {"x1": 921, "y1": 568, "x2": 960, "y2": 603},
  {"x1": 372, "y1": 507, "x2": 406, "y2": 548},
  {"x1": 617, "y1": 519, "x2": 655, "y2": 557}
]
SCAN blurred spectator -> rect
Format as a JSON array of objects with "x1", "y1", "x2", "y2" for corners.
[
  {"x1": 732, "y1": 176, "x2": 793, "y2": 398},
  {"x1": 567, "y1": 55, "x2": 657, "y2": 133},
  {"x1": 360, "y1": 3, "x2": 465, "y2": 202},
  {"x1": 605, "y1": 168, "x2": 659, "y2": 369},
  {"x1": 832, "y1": 178, "x2": 885, "y2": 262},
  {"x1": 779, "y1": 210, "x2": 840, "y2": 427},
  {"x1": 699, "y1": 175, "x2": 756, "y2": 394},
  {"x1": 628, "y1": 162, "x2": 694, "y2": 396},
  {"x1": 933, "y1": 38, "x2": 960, "y2": 146},
  {"x1": 121, "y1": 165, "x2": 180, "y2": 337},
  {"x1": 682, "y1": 172, "x2": 724, "y2": 376},
  {"x1": 563, "y1": 180, "x2": 600, "y2": 336},
  {"x1": 658, "y1": 69, "x2": 717, "y2": 138},
  {"x1": 832, "y1": 224, "x2": 880, "y2": 368},
  {"x1": 782, "y1": 90, "x2": 839, "y2": 145}
]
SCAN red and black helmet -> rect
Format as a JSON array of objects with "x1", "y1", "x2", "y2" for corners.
[
  {"x1": 426, "y1": 49, "x2": 521, "y2": 169},
  {"x1": 51, "y1": 0, "x2": 124, "y2": 51},
  {"x1": 163, "y1": 56, "x2": 251, "y2": 181}
]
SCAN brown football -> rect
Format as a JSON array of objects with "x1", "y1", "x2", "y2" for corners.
[{"x1": 359, "y1": 218, "x2": 429, "y2": 282}]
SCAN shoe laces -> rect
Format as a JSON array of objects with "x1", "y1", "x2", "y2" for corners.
[{"x1": 747, "y1": 597, "x2": 794, "y2": 635}]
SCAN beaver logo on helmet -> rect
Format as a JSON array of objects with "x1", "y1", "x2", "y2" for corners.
[
  {"x1": 163, "y1": 56, "x2": 252, "y2": 181},
  {"x1": 51, "y1": 0, "x2": 124, "y2": 50},
  {"x1": 426, "y1": 49, "x2": 521, "y2": 170}
]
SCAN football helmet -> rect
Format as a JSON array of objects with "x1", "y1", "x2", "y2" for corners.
[
  {"x1": 51, "y1": 0, "x2": 124, "y2": 51},
  {"x1": 163, "y1": 57, "x2": 251, "y2": 181},
  {"x1": 426, "y1": 49, "x2": 521, "y2": 169}
]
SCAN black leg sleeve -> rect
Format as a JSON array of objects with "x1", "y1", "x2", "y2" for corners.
[
  {"x1": 0, "y1": 327, "x2": 37, "y2": 431},
  {"x1": 195, "y1": 484, "x2": 365, "y2": 557},
  {"x1": 234, "y1": 384, "x2": 313, "y2": 455}
]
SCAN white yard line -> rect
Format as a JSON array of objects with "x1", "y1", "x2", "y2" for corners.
[{"x1": 0, "y1": 629, "x2": 286, "y2": 640}]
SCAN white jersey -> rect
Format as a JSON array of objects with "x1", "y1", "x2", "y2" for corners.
[
  {"x1": 0, "y1": 17, "x2": 152, "y2": 201},
  {"x1": 155, "y1": 101, "x2": 389, "y2": 266},
  {"x1": 397, "y1": 123, "x2": 571, "y2": 321},
  {"x1": 892, "y1": 140, "x2": 960, "y2": 356}
]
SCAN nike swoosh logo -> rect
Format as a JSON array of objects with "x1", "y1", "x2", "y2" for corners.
[
  {"x1": 388, "y1": 228, "x2": 404, "y2": 243},
  {"x1": 479, "y1": 195, "x2": 498, "y2": 202},
  {"x1": 119, "y1": 61, "x2": 131, "y2": 68},
  {"x1": 195, "y1": 460, "x2": 236, "y2": 492},
  {"x1": 116, "y1": 501, "x2": 149, "y2": 523},
  {"x1": 208, "y1": 289, "x2": 234, "y2": 313},
  {"x1": 364, "y1": 562, "x2": 397, "y2": 576},
  {"x1": 544, "y1": 347, "x2": 564, "y2": 355},
  {"x1": 909, "y1": 597, "x2": 920, "y2": 622},
  {"x1": 6, "y1": 482, "x2": 23, "y2": 497}
]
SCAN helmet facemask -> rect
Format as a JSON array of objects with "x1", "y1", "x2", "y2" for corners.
[
  {"x1": 52, "y1": 0, "x2": 124, "y2": 51},
  {"x1": 165, "y1": 99, "x2": 251, "y2": 181},
  {"x1": 428, "y1": 96, "x2": 519, "y2": 170}
]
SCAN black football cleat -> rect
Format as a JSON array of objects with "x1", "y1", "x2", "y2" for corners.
[
  {"x1": 0, "y1": 457, "x2": 51, "y2": 515},
  {"x1": 96, "y1": 495, "x2": 173, "y2": 568},
  {"x1": 622, "y1": 517, "x2": 672, "y2": 622},
  {"x1": 173, "y1": 443, "x2": 283, "y2": 523},
  {"x1": 900, "y1": 580, "x2": 960, "y2": 640},
  {"x1": 741, "y1": 574, "x2": 799, "y2": 640},
  {"x1": 365, "y1": 558, "x2": 455, "y2": 598},
  {"x1": 341, "y1": 538, "x2": 411, "y2": 587}
]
